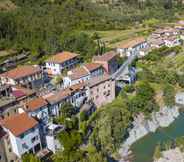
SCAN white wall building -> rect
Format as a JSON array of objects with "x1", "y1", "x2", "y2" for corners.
[
  {"x1": 45, "y1": 123, "x2": 64, "y2": 153},
  {"x1": 1, "y1": 113, "x2": 42, "y2": 158},
  {"x1": 23, "y1": 97, "x2": 49, "y2": 124},
  {"x1": 117, "y1": 37, "x2": 148, "y2": 57},
  {"x1": 45, "y1": 51, "x2": 79, "y2": 75},
  {"x1": 45, "y1": 83, "x2": 87, "y2": 116},
  {"x1": 63, "y1": 63, "x2": 104, "y2": 88},
  {"x1": 0, "y1": 65, "x2": 43, "y2": 89}
]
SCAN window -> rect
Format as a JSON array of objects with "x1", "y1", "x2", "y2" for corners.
[
  {"x1": 20, "y1": 133, "x2": 25, "y2": 139},
  {"x1": 31, "y1": 136, "x2": 38, "y2": 143},
  {"x1": 31, "y1": 127, "x2": 35, "y2": 132},
  {"x1": 9, "y1": 148, "x2": 12, "y2": 152}
]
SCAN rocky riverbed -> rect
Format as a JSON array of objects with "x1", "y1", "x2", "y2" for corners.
[
  {"x1": 154, "y1": 148, "x2": 184, "y2": 162},
  {"x1": 119, "y1": 106, "x2": 180, "y2": 161}
]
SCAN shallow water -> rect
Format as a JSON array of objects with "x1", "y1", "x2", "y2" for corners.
[{"x1": 131, "y1": 114, "x2": 184, "y2": 162}]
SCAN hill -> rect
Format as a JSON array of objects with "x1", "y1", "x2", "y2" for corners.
[{"x1": 0, "y1": 0, "x2": 184, "y2": 64}]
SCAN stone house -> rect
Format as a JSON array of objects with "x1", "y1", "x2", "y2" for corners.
[{"x1": 86, "y1": 75, "x2": 115, "y2": 108}]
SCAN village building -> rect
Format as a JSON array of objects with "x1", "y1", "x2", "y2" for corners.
[
  {"x1": 148, "y1": 27, "x2": 182, "y2": 48},
  {"x1": 0, "y1": 127, "x2": 8, "y2": 162},
  {"x1": 0, "y1": 126, "x2": 21, "y2": 162},
  {"x1": 116, "y1": 37, "x2": 148, "y2": 57},
  {"x1": 11, "y1": 85, "x2": 36, "y2": 103},
  {"x1": 45, "y1": 51, "x2": 79, "y2": 75},
  {"x1": 45, "y1": 123, "x2": 64, "y2": 153},
  {"x1": 63, "y1": 63, "x2": 104, "y2": 88},
  {"x1": 0, "y1": 96, "x2": 20, "y2": 119},
  {"x1": 164, "y1": 35, "x2": 181, "y2": 47},
  {"x1": 21, "y1": 97, "x2": 49, "y2": 124},
  {"x1": 0, "y1": 85, "x2": 36, "y2": 119},
  {"x1": 86, "y1": 75, "x2": 115, "y2": 108},
  {"x1": 92, "y1": 51, "x2": 118, "y2": 75},
  {"x1": 148, "y1": 38, "x2": 165, "y2": 49},
  {"x1": 0, "y1": 65, "x2": 43, "y2": 89},
  {"x1": 45, "y1": 83, "x2": 86, "y2": 116},
  {"x1": 63, "y1": 67, "x2": 90, "y2": 88},
  {"x1": 45, "y1": 89, "x2": 71, "y2": 117},
  {"x1": 0, "y1": 84, "x2": 11, "y2": 97},
  {"x1": 0, "y1": 113, "x2": 42, "y2": 158}
]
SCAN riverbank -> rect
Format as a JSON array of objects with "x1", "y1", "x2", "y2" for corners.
[
  {"x1": 119, "y1": 106, "x2": 180, "y2": 162},
  {"x1": 154, "y1": 147, "x2": 184, "y2": 162}
]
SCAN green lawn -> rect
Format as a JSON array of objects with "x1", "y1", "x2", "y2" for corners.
[{"x1": 85, "y1": 27, "x2": 152, "y2": 48}]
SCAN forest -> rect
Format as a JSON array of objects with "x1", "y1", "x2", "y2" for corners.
[{"x1": 0, "y1": 0, "x2": 184, "y2": 63}]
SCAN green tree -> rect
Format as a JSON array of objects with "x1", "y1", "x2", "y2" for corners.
[
  {"x1": 60, "y1": 103, "x2": 75, "y2": 118},
  {"x1": 163, "y1": 84, "x2": 175, "y2": 107}
]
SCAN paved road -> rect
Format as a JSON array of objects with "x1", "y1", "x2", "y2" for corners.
[{"x1": 111, "y1": 54, "x2": 137, "y2": 80}]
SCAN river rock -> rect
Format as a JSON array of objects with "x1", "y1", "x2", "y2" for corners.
[{"x1": 120, "y1": 106, "x2": 180, "y2": 158}]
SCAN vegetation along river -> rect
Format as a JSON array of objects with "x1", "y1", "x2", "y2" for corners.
[{"x1": 131, "y1": 113, "x2": 184, "y2": 162}]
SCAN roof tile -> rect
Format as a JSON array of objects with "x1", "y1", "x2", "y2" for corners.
[{"x1": 1, "y1": 113, "x2": 38, "y2": 136}]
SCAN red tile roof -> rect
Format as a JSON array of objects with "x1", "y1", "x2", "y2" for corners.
[
  {"x1": 46, "y1": 51, "x2": 78, "y2": 64},
  {"x1": 25, "y1": 97, "x2": 48, "y2": 111},
  {"x1": 0, "y1": 65, "x2": 41, "y2": 80},
  {"x1": 84, "y1": 63, "x2": 102, "y2": 72},
  {"x1": 46, "y1": 83, "x2": 85, "y2": 104},
  {"x1": 93, "y1": 51, "x2": 117, "y2": 62},
  {"x1": 1, "y1": 113, "x2": 38, "y2": 136},
  {"x1": 87, "y1": 74, "x2": 111, "y2": 88},
  {"x1": 68, "y1": 67, "x2": 89, "y2": 80},
  {"x1": 117, "y1": 37, "x2": 146, "y2": 49},
  {"x1": 68, "y1": 82, "x2": 86, "y2": 92},
  {"x1": 46, "y1": 89, "x2": 71, "y2": 104}
]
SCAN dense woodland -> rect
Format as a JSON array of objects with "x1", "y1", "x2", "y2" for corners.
[{"x1": 0, "y1": 0, "x2": 184, "y2": 63}]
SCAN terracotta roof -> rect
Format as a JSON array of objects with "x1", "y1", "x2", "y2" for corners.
[
  {"x1": 68, "y1": 67, "x2": 89, "y2": 80},
  {"x1": 46, "y1": 83, "x2": 85, "y2": 104},
  {"x1": 1, "y1": 113, "x2": 38, "y2": 136},
  {"x1": 93, "y1": 51, "x2": 117, "y2": 62},
  {"x1": 117, "y1": 37, "x2": 146, "y2": 49},
  {"x1": 68, "y1": 82, "x2": 86, "y2": 92},
  {"x1": 84, "y1": 63, "x2": 102, "y2": 72},
  {"x1": 25, "y1": 97, "x2": 48, "y2": 111},
  {"x1": 0, "y1": 65, "x2": 41, "y2": 80},
  {"x1": 46, "y1": 51, "x2": 78, "y2": 64},
  {"x1": 87, "y1": 74, "x2": 111, "y2": 88},
  {"x1": 46, "y1": 89, "x2": 71, "y2": 104}
]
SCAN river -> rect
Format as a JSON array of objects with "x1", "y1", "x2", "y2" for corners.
[{"x1": 131, "y1": 113, "x2": 184, "y2": 162}]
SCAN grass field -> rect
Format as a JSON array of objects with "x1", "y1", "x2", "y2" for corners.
[{"x1": 85, "y1": 26, "x2": 152, "y2": 48}]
